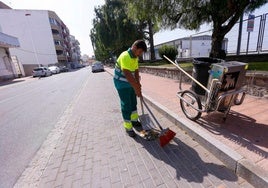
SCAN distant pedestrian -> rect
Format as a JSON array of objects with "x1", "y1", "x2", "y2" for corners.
[
  {"x1": 39, "y1": 71, "x2": 42, "y2": 79},
  {"x1": 113, "y1": 40, "x2": 147, "y2": 137}
]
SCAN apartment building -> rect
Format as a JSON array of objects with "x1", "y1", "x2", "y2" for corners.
[
  {"x1": 0, "y1": 9, "x2": 72, "y2": 76},
  {"x1": 70, "y1": 35, "x2": 81, "y2": 61},
  {"x1": 49, "y1": 11, "x2": 72, "y2": 63}
]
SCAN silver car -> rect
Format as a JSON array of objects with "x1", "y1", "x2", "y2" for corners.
[
  {"x1": 92, "y1": 62, "x2": 104, "y2": 73},
  {"x1": 48, "y1": 66, "x2": 60, "y2": 74},
  {"x1": 32, "y1": 67, "x2": 52, "y2": 77}
]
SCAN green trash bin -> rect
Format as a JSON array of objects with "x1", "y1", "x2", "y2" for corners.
[{"x1": 192, "y1": 57, "x2": 220, "y2": 95}]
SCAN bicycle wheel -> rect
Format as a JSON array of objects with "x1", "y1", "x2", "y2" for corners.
[{"x1": 180, "y1": 90, "x2": 202, "y2": 121}]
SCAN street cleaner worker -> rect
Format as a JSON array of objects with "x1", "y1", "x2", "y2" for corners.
[{"x1": 113, "y1": 40, "x2": 147, "y2": 137}]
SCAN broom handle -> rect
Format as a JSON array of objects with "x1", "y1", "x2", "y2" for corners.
[
  {"x1": 141, "y1": 97, "x2": 163, "y2": 130},
  {"x1": 140, "y1": 97, "x2": 145, "y2": 115},
  {"x1": 163, "y1": 55, "x2": 210, "y2": 94}
]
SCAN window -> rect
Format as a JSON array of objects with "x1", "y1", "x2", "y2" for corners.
[
  {"x1": 49, "y1": 18, "x2": 58, "y2": 25},
  {"x1": 34, "y1": 68, "x2": 43, "y2": 71},
  {"x1": 56, "y1": 50, "x2": 63, "y2": 55},
  {"x1": 56, "y1": 20, "x2": 61, "y2": 26},
  {"x1": 49, "y1": 17, "x2": 54, "y2": 24},
  {"x1": 52, "y1": 29, "x2": 59, "y2": 34},
  {"x1": 54, "y1": 40, "x2": 61, "y2": 45}
]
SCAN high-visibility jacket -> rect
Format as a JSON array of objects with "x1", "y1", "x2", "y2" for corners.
[{"x1": 114, "y1": 48, "x2": 138, "y2": 89}]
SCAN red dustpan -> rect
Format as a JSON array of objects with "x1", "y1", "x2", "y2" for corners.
[{"x1": 141, "y1": 98, "x2": 176, "y2": 147}]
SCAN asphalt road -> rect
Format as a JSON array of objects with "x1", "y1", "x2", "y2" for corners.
[{"x1": 0, "y1": 67, "x2": 90, "y2": 188}]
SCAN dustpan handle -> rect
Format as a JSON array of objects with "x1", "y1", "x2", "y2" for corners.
[{"x1": 141, "y1": 97, "x2": 163, "y2": 130}]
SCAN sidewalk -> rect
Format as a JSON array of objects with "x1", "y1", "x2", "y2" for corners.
[
  {"x1": 140, "y1": 70, "x2": 268, "y2": 169},
  {"x1": 15, "y1": 71, "x2": 252, "y2": 187},
  {"x1": 105, "y1": 67, "x2": 268, "y2": 187}
]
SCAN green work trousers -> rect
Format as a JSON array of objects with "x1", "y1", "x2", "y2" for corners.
[{"x1": 116, "y1": 87, "x2": 138, "y2": 129}]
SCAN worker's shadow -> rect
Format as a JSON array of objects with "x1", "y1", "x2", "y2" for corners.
[{"x1": 135, "y1": 136, "x2": 238, "y2": 183}]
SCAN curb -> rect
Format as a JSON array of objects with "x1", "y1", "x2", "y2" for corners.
[{"x1": 105, "y1": 68, "x2": 268, "y2": 188}]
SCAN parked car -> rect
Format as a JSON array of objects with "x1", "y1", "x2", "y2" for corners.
[
  {"x1": 59, "y1": 66, "x2": 69, "y2": 72},
  {"x1": 32, "y1": 67, "x2": 52, "y2": 77},
  {"x1": 48, "y1": 66, "x2": 60, "y2": 74},
  {"x1": 92, "y1": 62, "x2": 104, "y2": 73},
  {"x1": 71, "y1": 63, "x2": 84, "y2": 69},
  {"x1": 76, "y1": 64, "x2": 84, "y2": 68}
]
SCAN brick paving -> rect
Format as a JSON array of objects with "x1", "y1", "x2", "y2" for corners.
[
  {"x1": 137, "y1": 70, "x2": 268, "y2": 173},
  {"x1": 15, "y1": 70, "x2": 252, "y2": 187},
  {"x1": 105, "y1": 67, "x2": 268, "y2": 171}
]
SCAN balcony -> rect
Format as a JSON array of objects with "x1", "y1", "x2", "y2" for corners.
[
  {"x1": 0, "y1": 32, "x2": 20, "y2": 48},
  {"x1": 50, "y1": 24, "x2": 60, "y2": 31},
  {"x1": 57, "y1": 54, "x2": 67, "y2": 61},
  {"x1": 55, "y1": 44, "x2": 64, "y2": 51},
  {"x1": 53, "y1": 34, "x2": 63, "y2": 41}
]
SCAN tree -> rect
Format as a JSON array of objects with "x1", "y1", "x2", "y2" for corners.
[
  {"x1": 90, "y1": 5, "x2": 110, "y2": 60},
  {"x1": 154, "y1": 0, "x2": 267, "y2": 58},
  {"x1": 125, "y1": 0, "x2": 160, "y2": 60},
  {"x1": 90, "y1": 0, "x2": 143, "y2": 61}
]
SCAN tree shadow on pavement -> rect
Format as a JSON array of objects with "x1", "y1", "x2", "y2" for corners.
[
  {"x1": 197, "y1": 111, "x2": 268, "y2": 159},
  {"x1": 135, "y1": 136, "x2": 238, "y2": 184}
]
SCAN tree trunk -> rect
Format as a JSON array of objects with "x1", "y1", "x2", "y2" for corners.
[
  {"x1": 210, "y1": 26, "x2": 226, "y2": 59},
  {"x1": 148, "y1": 19, "x2": 156, "y2": 61}
]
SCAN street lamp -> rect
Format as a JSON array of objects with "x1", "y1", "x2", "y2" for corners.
[{"x1": 25, "y1": 13, "x2": 40, "y2": 67}]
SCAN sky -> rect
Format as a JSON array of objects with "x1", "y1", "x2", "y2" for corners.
[{"x1": 1, "y1": 0, "x2": 268, "y2": 56}]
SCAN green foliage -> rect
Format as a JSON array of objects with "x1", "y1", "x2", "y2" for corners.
[
  {"x1": 153, "y1": 0, "x2": 267, "y2": 58},
  {"x1": 158, "y1": 45, "x2": 178, "y2": 61},
  {"x1": 140, "y1": 60, "x2": 193, "y2": 70},
  {"x1": 248, "y1": 62, "x2": 268, "y2": 71},
  {"x1": 90, "y1": 0, "x2": 143, "y2": 61},
  {"x1": 125, "y1": 0, "x2": 160, "y2": 60},
  {"x1": 90, "y1": 0, "x2": 267, "y2": 60},
  {"x1": 154, "y1": 0, "x2": 267, "y2": 30}
]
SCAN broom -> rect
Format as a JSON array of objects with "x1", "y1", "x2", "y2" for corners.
[{"x1": 141, "y1": 97, "x2": 176, "y2": 147}]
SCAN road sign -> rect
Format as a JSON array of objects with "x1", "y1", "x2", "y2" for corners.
[{"x1": 247, "y1": 14, "x2": 255, "y2": 32}]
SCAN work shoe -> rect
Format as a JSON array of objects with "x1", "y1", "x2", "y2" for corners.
[
  {"x1": 132, "y1": 121, "x2": 142, "y2": 127},
  {"x1": 126, "y1": 129, "x2": 136, "y2": 137}
]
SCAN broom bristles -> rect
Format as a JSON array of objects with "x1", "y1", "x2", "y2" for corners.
[{"x1": 159, "y1": 128, "x2": 176, "y2": 147}]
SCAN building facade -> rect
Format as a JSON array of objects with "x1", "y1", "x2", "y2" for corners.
[
  {"x1": 70, "y1": 35, "x2": 81, "y2": 60},
  {"x1": 49, "y1": 11, "x2": 72, "y2": 63},
  {"x1": 0, "y1": 31, "x2": 21, "y2": 81},
  {"x1": 144, "y1": 35, "x2": 228, "y2": 60},
  {"x1": 0, "y1": 9, "x2": 71, "y2": 76}
]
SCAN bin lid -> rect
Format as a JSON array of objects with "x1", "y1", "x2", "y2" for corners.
[{"x1": 193, "y1": 57, "x2": 221, "y2": 66}]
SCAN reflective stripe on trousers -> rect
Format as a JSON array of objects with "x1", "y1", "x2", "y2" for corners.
[
  {"x1": 116, "y1": 87, "x2": 137, "y2": 130},
  {"x1": 131, "y1": 110, "x2": 138, "y2": 122},
  {"x1": 123, "y1": 120, "x2": 132, "y2": 130}
]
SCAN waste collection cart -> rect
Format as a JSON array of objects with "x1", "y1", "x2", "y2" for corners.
[{"x1": 163, "y1": 55, "x2": 248, "y2": 121}]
